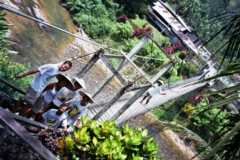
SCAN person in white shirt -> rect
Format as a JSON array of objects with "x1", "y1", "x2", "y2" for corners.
[
  {"x1": 42, "y1": 106, "x2": 69, "y2": 127},
  {"x1": 41, "y1": 74, "x2": 74, "y2": 110},
  {"x1": 61, "y1": 90, "x2": 93, "y2": 130},
  {"x1": 52, "y1": 77, "x2": 86, "y2": 108},
  {"x1": 16, "y1": 61, "x2": 72, "y2": 113},
  {"x1": 34, "y1": 74, "x2": 74, "y2": 121},
  {"x1": 140, "y1": 80, "x2": 165, "y2": 105}
]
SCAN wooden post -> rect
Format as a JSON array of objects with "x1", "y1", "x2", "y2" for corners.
[
  {"x1": 112, "y1": 63, "x2": 172, "y2": 120},
  {"x1": 0, "y1": 108, "x2": 56, "y2": 160},
  {"x1": 111, "y1": 85, "x2": 150, "y2": 120},
  {"x1": 93, "y1": 82, "x2": 133, "y2": 120},
  {"x1": 0, "y1": 77, "x2": 26, "y2": 95},
  {"x1": 100, "y1": 54, "x2": 127, "y2": 85},
  {"x1": 92, "y1": 54, "x2": 127, "y2": 98},
  {"x1": 93, "y1": 37, "x2": 149, "y2": 98},
  {"x1": 77, "y1": 49, "x2": 102, "y2": 77}
]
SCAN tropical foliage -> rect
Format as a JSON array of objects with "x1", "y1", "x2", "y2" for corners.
[
  {"x1": 0, "y1": 12, "x2": 31, "y2": 97},
  {"x1": 61, "y1": 116, "x2": 159, "y2": 160},
  {"x1": 63, "y1": 0, "x2": 173, "y2": 76}
]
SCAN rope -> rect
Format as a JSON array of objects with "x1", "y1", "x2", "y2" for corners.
[
  {"x1": 67, "y1": 51, "x2": 98, "y2": 62},
  {"x1": 0, "y1": 3, "x2": 157, "y2": 85},
  {"x1": 0, "y1": 3, "x2": 106, "y2": 48},
  {"x1": 0, "y1": 3, "x2": 166, "y2": 63}
]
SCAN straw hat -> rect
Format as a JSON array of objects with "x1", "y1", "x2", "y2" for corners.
[
  {"x1": 79, "y1": 89, "x2": 94, "y2": 103},
  {"x1": 72, "y1": 77, "x2": 86, "y2": 89},
  {"x1": 56, "y1": 74, "x2": 74, "y2": 89}
]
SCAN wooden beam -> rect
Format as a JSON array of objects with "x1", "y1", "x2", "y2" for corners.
[
  {"x1": 103, "y1": 54, "x2": 125, "y2": 59},
  {"x1": 92, "y1": 58, "x2": 126, "y2": 98},
  {"x1": 9, "y1": 112, "x2": 49, "y2": 129},
  {"x1": 111, "y1": 85, "x2": 150, "y2": 120},
  {"x1": 0, "y1": 108, "x2": 56, "y2": 160},
  {"x1": 77, "y1": 50, "x2": 102, "y2": 77},
  {"x1": 113, "y1": 63, "x2": 171, "y2": 120},
  {"x1": 0, "y1": 77, "x2": 26, "y2": 95},
  {"x1": 100, "y1": 54, "x2": 126, "y2": 85},
  {"x1": 93, "y1": 83, "x2": 133, "y2": 120},
  {"x1": 126, "y1": 84, "x2": 152, "y2": 92}
]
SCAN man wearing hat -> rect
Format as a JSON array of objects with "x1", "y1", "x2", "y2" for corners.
[
  {"x1": 52, "y1": 77, "x2": 86, "y2": 108},
  {"x1": 61, "y1": 89, "x2": 94, "y2": 130},
  {"x1": 15, "y1": 61, "x2": 72, "y2": 112},
  {"x1": 34, "y1": 74, "x2": 74, "y2": 121},
  {"x1": 40, "y1": 74, "x2": 74, "y2": 111}
]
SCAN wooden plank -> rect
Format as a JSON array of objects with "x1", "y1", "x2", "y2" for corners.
[
  {"x1": 0, "y1": 77, "x2": 26, "y2": 95},
  {"x1": 77, "y1": 50, "x2": 102, "y2": 77},
  {"x1": 111, "y1": 85, "x2": 150, "y2": 120},
  {"x1": 100, "y1": 54, "x2": 126, "y2": 85},
  {"x1": 0, "y1": 108, "x2": 56, "y2": 160},
  {"x1": 93, "y1": 83, "x2": 133, "y2": 120},
  {"x1": 10, "y1": 112, "x2": 49, "y2": 129}
]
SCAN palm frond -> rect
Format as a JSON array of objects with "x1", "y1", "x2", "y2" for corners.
[{"x1": 222, "y1": 13, "x2": 240, "y2": 62}]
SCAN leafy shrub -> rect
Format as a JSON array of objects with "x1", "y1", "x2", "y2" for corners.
[
  {"x1": 65, "y1": 0, "x2": 119, "y2": 38},
  {"x1": 187, "y1": 98, "x2": 231, "y2": 141},
  {"x1": 114, "y1": 0, "x2": 151, "y2": 18},
  {"x1": 123, "y1": 39, "x2": 168, "y2": 74},
  {"x1": 74, "y1": 14, "x2": 115, "y2": 38},
  {"x1": 111, "y1": 22, "x2": 133, "y2": 41},
  {"x1": 62, "y1": 116, "x2": 159, "y2": 160},
  {"x1": 0, "y1": 12, "x2": 31, "y2": 97},
  {"x1": 131, "y1": 17, "x2": 148, "y2": 28}
]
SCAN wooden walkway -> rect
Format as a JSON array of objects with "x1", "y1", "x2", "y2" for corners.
[{"x1": 0, "y1": 108, "x2": 56, "y2": 160}]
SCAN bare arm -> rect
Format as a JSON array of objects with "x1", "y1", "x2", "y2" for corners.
[{"x1": 15, "y1": 69, "x2": 39, "y2": 79}]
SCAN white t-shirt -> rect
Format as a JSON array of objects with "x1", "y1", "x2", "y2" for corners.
[
  {"x1": 31, "y1": 64, "x2": 60, "y2": 94},
  {"x1": 148, "y1": 83, "x2": 162, "y2": 96},
  {"x1": 62, "y1": 94, "x2": 86, "y2": 126},
  {"x1": 63, "y1": 105, "x2": 86, "y2": 127},
  {"x1": 42, "y1": 87, "x2": 57, "y2": 104},
  {"x1": 42, "y1": 109, "x2": 68, "y2": 126},
  {"x1": 53, "y1": 87, "x2": 76, "y2": 107}
]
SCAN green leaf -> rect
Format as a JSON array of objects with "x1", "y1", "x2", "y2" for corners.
[{"x1": 65, "y1": 135, "x2": 74, "y2": 152}]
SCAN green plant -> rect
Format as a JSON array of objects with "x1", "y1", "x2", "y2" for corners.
[
  {"x1": 63, "y1": 116, "x2": 159, "y2": 159},
  {"x1": 188, "y1": 98, "x2": 231, "y2": 141},
  {"x1": 111, "y1": 22, "x2": 133, "y2": 41},
  {"x1": 0, "y1": 12, "x2": 31, "y2": 97}
]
